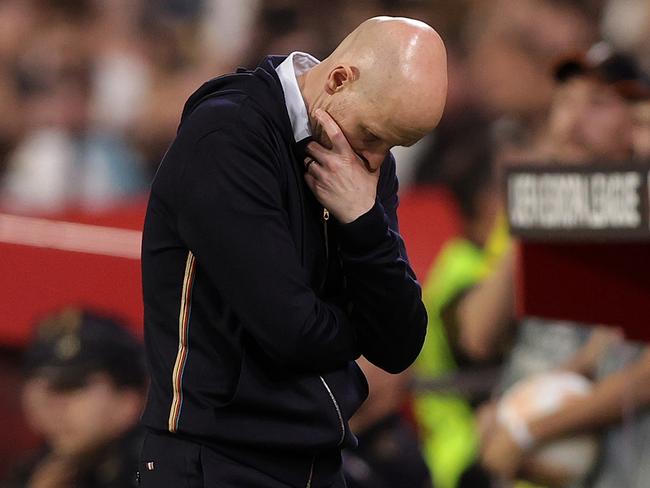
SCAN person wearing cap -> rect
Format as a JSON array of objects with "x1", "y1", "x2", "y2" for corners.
[
  {"x1": 5, "y1": 309, "x2": 147, "y2": 488},
  {"x1": 539, "y1": 42, "x2": 650, "y2": 164}
]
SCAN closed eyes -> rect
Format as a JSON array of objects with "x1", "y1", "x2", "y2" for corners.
[{"x1": 363, "y1": 128, "x2": 380, "y2": 143}]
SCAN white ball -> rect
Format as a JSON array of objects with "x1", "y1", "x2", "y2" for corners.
[{"x1": 498, "y1": 372, "x2": 600, "y2": 485}]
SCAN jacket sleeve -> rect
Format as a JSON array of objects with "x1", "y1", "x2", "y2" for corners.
[
  {"x1": 176, "y1": 123, "x2": 359, "y2": 372},
  {"x1": 337, "y1": 154, "x2": 427, "y2": 373}
]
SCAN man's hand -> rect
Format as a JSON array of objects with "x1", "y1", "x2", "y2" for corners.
[{"x1": 304, "y1": 109, "x2": 379, "y2": 224}]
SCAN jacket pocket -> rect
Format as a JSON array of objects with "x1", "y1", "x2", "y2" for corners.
[
  {"x1": 320, "y1": 361, "x2": 369, "y2": 424},
  {"x1": 218, "y1": 350, "x2": 355, "y2": 450}
]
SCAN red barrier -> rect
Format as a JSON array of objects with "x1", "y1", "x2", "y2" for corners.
[
  {"x1": 0, "y1": 199, "x2": 147, "y2": 346},
  {"x1": 0, "y1": 187, "x2": 461, "y2": 348}
]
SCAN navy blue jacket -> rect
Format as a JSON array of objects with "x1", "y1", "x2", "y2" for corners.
[{"x1": 140, "y1": 56, "x2": 427, "y2": 486}]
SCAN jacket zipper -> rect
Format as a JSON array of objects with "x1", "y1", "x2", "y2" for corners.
[
  {"x1": 317, "y1": 207, "x2": 330, "y2": 293},
  {"x1": 322, "y1": 208, "x2": 329, "y2": 261},
  {"x1": 317, "y1": 207, "x2": 345, "y2": 451},
  {"x1": 305, "y1": 456, "x2": 315, "y2": 488}
]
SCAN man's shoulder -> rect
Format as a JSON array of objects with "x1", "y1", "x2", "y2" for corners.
[
  {"x1": 179, "y1": 68, "x2": 288, "y2": 141},
  {"x1": 181, "y1": 92, "x2": 268, "y2": 136},
  {"x1": 184, "y1": 92, "x2": 249, "y2": 128},
  {"x1": 182, "y1": 97, "x2": 289, "y2": 154}
]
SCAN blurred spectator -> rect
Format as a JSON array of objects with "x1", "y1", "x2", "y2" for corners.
[
  {"x1": 4, "y1": 308, "x2": 146, "y2": 488},
  {"x1": 413, "y1": 131, "x2": 512, "y2": 488},
  {"x1": 88, "y1": 0, "x2": 154, "y2": 134},
  {"x1": 0, "y1": 0, "x2": 35, "y2": 178},
  {"x1": 463, "y1": 0, "x2": 595, "y2": 121},
  {"x1": 131, "y1": 0, "x2": 231, "y2": 173},
  {"x1": 535, "y1": 43, "x2": 650, "y2": 164},
  {"x1": 413, "y1": 0, "x2": 596, "y2": 187},
  {"x1": 199, "y1": 0, "x2": 260, "y2": 66},
  {"x1": 481, "y1": 340, "x2": 650, "y2": 486},
  {"x1": 449, "y1": 44, "x2": 650, "y2": 367},
  {"x1": 414, "y1": 33, "x2": 650, "y2": 488},
  {"x1": 465, "y1": 40, "x2": 650, "y2": 488}
]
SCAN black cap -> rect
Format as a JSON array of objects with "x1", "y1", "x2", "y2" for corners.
[
  {"x1": 554, "y1": 42, "x2": 650, "y2": 100},
  {"x1": 24, "y1": 308, "x2": 146, "y2": 391}
]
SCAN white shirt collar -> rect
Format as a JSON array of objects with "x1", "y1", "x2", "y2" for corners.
[{"x1": 275, "y1": 52, "x2": 320, "y2": 143}]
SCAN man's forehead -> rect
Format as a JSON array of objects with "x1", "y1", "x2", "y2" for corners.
[{"x1": 365, "y1": 110, "x2": 429, "y2": 147}]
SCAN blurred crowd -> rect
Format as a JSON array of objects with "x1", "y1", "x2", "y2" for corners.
[
  {"x1": 1, "y1": 0, "x2": 650, "y2": 487},
  {"x1": 1, "y1": 0, "x2": 647, "y2": 214}
]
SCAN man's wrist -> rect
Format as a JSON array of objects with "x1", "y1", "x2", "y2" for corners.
[
  {"x1": 338, "y1": 199, "x2": 377, "y2": 224},
  {"x1": 337, "y1": 200, "x2": 389, "y2": 253}
]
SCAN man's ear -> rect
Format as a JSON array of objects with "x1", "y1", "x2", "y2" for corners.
[{"x1": 325, "y1": 65, "x2": 360, "y2": 95}]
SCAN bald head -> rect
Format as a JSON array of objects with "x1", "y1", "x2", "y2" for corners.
[
  {"x1": 300, "y1": 16, "x2": 447, "y2": 167},
  {"x1": 332, "y1": 16, "x2": 447, "y2": 123}
]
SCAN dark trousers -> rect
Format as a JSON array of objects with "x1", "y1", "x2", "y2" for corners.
[{"x1": 138, "y1": 430, "x2": 347, "y2": 488}]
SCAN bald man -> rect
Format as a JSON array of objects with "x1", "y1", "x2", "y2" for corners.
[{"x1": 139, "y1": 17, "x2": 447, "y2": 488}]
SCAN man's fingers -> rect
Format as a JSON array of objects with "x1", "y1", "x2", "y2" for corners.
[
  {"x1": 304, "y1": 171, "x2": 316, "y2": 192},
  {"x1": 304, "y1": 157, "x2": 326, "y2": 181},
  {"x1": 305, "y1": 141, "x2": 331, "y2": 166},
  {"x1": 307, "y1": 140, "x2": 370, "y2": 173},
  {"x1": 304, "y1": 171, "x2": 323, "y2": 195},
  {"x1": 304, "y1": 156, "x2": 317, "y2": 173},
  {"x1": 315, "y1": 109, "x2": 350, "y2": 151}
]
